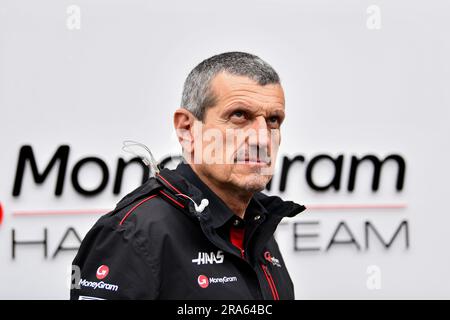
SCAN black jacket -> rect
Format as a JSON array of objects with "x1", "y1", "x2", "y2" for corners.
[{"x1": 70, "y1": 163, "x2": 306, "y2": 300}]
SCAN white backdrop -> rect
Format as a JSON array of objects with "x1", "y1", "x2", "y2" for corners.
[{"x1": 0, "y1": 0, "x2": 449, "y2": 299}]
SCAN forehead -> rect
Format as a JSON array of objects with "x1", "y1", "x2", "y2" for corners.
[{"x1": 209, "y1": 72, "x2": 285, "y2": 109}]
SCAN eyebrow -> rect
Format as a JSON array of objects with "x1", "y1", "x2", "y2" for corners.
[
  {"x1": 224, "y1": 103, "x2": 284, "y2": 115},
  {"x1": 223, "y1": 103, "x2": 255, "y2": 112}
]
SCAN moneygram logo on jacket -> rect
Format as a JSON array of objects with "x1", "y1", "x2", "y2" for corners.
[{"x1": 70, "y1": 163, "x2": 306, "y2": 300}]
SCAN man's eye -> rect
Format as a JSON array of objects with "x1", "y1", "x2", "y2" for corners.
[
  {"x1": 268, "y1": 116, "x2": 280, "y2": 124},
  {"x1": 231, "y1": 110, "x2": 246, "y2": 119}
]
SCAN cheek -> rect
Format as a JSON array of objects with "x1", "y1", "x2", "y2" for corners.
[{"x1": 223, "y1": 131, "x2": 242, "y2": 161}]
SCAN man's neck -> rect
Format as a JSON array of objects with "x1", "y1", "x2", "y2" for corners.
[{"x1": 189, "y1": 164, "x2": 252, "y2": 219}]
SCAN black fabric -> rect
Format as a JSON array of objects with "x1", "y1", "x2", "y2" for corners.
[{"x1": 70, "y1": 163, "x2": 306, "y2": 300}]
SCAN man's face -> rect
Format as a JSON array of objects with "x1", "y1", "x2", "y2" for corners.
[{"x1": 191, "y1": 72, "x2": 285, "y2": 193}]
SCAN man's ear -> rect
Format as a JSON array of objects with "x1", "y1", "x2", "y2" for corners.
[{"x1": 174, "y1": 108, "x2": 196, "y2": 156}]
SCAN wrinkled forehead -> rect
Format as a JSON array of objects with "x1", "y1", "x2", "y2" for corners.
[{"x1": 209, "y1": 72, "x2": 285, "y2": 110}]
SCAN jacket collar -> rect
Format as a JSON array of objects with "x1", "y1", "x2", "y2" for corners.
[
  {"x1": 156, "y1": 162, "x2": 306, "y2": 229},
  {"x1": 113, "y1": 162, "x2": 306, "y2": 262}
]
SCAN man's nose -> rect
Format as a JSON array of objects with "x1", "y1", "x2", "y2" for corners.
[{"x1": 248, "y1": 116, "x2": 270, "y2": 148}]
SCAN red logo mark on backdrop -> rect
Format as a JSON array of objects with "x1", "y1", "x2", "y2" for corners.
[
  {"x1": 96, "y1": 265, "x2": 109, "y2": 280},
  {"x1": 0, "y1": 202, "x2": 3, "y2": 226},
  {"x1": 197, "y1": 275, "x2": 209, "y2": 288}
]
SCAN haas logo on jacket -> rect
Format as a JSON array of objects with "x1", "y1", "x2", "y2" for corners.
[{"x1": 192, "y1": 250, "x2": 224, "y2": 265}]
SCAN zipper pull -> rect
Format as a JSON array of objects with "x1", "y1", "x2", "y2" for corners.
[{"x1": 261, "y1": 263, "x2": 280, "y2": 300}]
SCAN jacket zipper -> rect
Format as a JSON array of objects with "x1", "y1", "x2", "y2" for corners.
[{"x1": 261, "y1": 263, "x2": 279, "y2": 300}]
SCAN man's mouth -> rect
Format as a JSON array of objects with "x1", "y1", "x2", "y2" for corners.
[{"x1": 234, "y1": 156, "x2": 271, "y2": 166}]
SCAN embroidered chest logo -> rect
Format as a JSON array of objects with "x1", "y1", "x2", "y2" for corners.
[
  {"x1": 264, "y1": 251, "x2": 281, "y2": 267},
  {"x1": 192, "y1": 250, "x2": 224, "y2": 265},
  {"x1": 96, "y1": 265, "x2": 109, "y2": 280}
]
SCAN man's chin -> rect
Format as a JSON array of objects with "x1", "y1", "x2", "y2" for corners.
[{"x1": 232, "y1": 174, "x2": 271, "y2": 193}]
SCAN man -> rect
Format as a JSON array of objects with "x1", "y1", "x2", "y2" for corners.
[{"x1": 70, "y1": 52, "x2": 306, "y2": 300}]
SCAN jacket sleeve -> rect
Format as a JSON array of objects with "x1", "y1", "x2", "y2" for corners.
[{"x1": 70, "y1": 216, "x2": 160, "y2": 300}]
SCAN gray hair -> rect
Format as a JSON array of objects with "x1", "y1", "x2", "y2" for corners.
[{"x1": 181, "y1": 52, "x2": 281, "y2": 120}]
